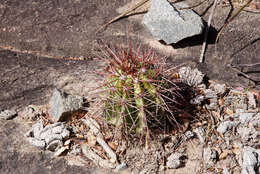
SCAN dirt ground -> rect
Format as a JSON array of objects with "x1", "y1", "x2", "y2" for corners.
[{"x1": 0, "y1": 0, "x2": 259, "y2": 173}]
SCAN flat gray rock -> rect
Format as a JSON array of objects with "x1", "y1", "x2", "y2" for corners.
[
  {"x1": 142, "y1": 0, "x2": 204, "y2": 44},
  {"x1": 48, "y1": 88, "x2": 84, "y2": 122}
]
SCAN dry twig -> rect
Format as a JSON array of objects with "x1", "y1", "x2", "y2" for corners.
[
  {"x1": 199, "y1": 0, "x2": 219, "y2": 63},
  {"x1": 82, "y1": 117, "x2": 118, "y2": 163},
  {"x1": 81, "y1": 144, "x2": 116, "y2": 169}
]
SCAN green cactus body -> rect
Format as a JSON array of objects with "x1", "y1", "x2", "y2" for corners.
[
  {"x1": 140, "y1": 73, "x2": 161, "y2": 106},
  {"x1": 101, "y1": 43, "x2": 179, "y2": 136},
  {"x1": 133, "y1": 81, "x2": 147, "y2": 134}
]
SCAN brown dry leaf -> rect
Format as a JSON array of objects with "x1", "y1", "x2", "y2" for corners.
[
  {"x1": 87, "y1": 132, "x2": 97, "y2": 146},
  {"x1": 108, "y1": 141, "x2": 118, "y2": 151},
  {"x1": 218, "y1": 98, "x2": 225, "y2": 106},
  {"x1": 215, "y1": 139, "x2": 223, "y2": 144},
  {"x1": 232, "y1": 148, "x2": 240, "y2": 155},
  {"x1": 104, "y1": 133, "x2": 111, "y2": 141},
  {"x1": 212, "y1": 147, "x2": 222, "y2": 155},
  {"x1": 219, "y1": 133, "x2": 225, "y2": 139},
  {"x1": 94, "y1": 145, "x2": 106, "y2": 157},
  {"x1": 116, "y1": 141, "x2": 127, "y2": 154},
  {"x1": 171, "y1": 72, "x2": 180, "y2": 79},
  {"x1": 219, "y1": 150, "x2": 232, "y2": 160},
  {"x1": 219, "y1": 151, "x2": 228, "y2": 160},
  {"x1": 225, "y1": 108, "x2": 234, "y2": 116}
]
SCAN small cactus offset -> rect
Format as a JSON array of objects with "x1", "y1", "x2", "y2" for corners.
[{"x1": 99, "y1": 41, "x2": 181, "y2": 136}]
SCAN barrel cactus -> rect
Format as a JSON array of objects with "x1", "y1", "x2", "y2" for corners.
[{"x1": 99, "y1": 42, "x2": 182, "y2": 136}]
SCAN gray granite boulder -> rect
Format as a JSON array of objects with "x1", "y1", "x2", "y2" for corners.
[
  {"x1": 48, "y1": 88, "x2": 84, "y2": 122},
  {"x1": 142, "y1": 0, "x2": 204, "y2": 44}
]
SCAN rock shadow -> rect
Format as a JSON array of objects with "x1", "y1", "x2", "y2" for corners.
[{"x1": 159, "y1": 26, "x2": 218, "y2": 49}]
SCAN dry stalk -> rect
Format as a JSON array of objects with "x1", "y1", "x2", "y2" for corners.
[
  {"x1": 199, "y1": 0, "x2": 219, "y2": 63},
  {"x1": 81, "y1": 144, "x2": 116, "y2": 169}
]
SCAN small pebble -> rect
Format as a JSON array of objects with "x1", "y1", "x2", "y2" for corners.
[
  {"x1": 203, "y1": 147, "x2": 217, "y2": 168},
  {"x1": 114, "y1": 162, "x2": 128, "y2": 172},
  {"x1": 204, "y1": 89, "x2": 217, "y2": 99},
  {"x1": 184, "y1": 131, "x2": 195, "y2": 141},
  {"x1": 247, "y1": 92, "x2": 257, "y2": 109},
  {"x1": 190, "y1": 95, "x2": 205, "y2": 105},
  {"x1": 213, "y1": 83, "x2": 226, "y2": 95},
  {"x1": 166, "y1": 152, "x2": 185, "y2": 169},
  {"x1": 217, "y1": 121, "x2": 237, "y2": 134},
  {"x1": 27, "y1": 137, "x2": 46, "y2": 149},
  {"x1": 69, "y1": 144, "x2": 82, "y2": 156},
  {"x1": 194, "y1": 127, "x2": 206, "y2": 144},
  {"x1": 0, "y1": 110, "x2": 17, "y2": 120}
]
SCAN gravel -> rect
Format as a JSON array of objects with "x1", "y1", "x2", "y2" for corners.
[{"x1": 25, "y1": 121, "x2": 70, "y2": 151}]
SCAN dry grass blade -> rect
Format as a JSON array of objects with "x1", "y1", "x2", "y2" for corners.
[
  {"x1": 179, "y1": 0, "x2": 208, "y2": 10},
  {"x1": 96, "y1": 0, "x2": 149, "y2": 34}
]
